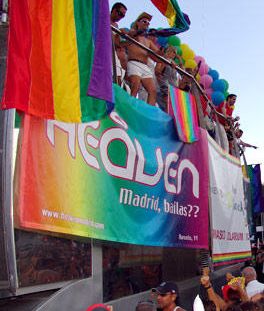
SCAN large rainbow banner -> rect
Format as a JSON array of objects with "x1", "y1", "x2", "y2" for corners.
[{"x1": 14, "y1": 86, "x2": 209, "y2": 248}]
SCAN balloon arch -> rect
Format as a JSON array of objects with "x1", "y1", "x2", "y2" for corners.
[{"x1": 157, "y1": 33, "x2": 230, "y2": 106}]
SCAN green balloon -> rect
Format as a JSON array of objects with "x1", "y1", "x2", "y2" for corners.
[
  {"x1": 168, "y1": 36, "x2": 181, "y2": 46},
  {"x1": 176, "y1": 46, "x2": 182, "y2": 56},
  {"x1": 174, "y1": 58, "x2": 181, "y2": 65},
  {"x1": 222, "y1": 79, "x2": 229, "y2": 92}
]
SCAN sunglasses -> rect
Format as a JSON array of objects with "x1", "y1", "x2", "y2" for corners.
[
  {"x1": 157, "y1": 293, "x2": 172, "y2": 297},
  {"x1": 116, "y1": 9, "x2": 125, "y2": 18},
  {"x1": 139, "y1": 19, "x2": 150, "y2": 25}
]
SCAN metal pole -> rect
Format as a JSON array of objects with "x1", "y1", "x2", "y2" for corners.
[
  {"x1": 111, "y1": 25, "x2": 231, "y2": 128},
  {"x1": 260, "y1": 213, "x2": 264, "y2": 244}
]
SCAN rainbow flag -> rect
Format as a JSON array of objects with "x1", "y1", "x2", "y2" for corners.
[
  {"x1": 168, "y1": 86, "x2": 199, "y2": 143},
  {"x1": 151, "y1": 0, "x2": 190, "y2": 34},
  {"x1": 1, "y1": 0, "x2": 113, "y2": 123},
  {"x1": 212, "y1": 251, "x2": 252, "y2": 266}
]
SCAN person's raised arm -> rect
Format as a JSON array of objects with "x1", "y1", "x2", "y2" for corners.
[
  {"x1": 239, "y1": 140, "x2": 258, "y2": 149},
  {"x1": 200, "y1": 275, "x2": 225, "y2": 311}
]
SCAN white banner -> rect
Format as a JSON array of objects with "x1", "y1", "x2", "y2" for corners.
[{"x1": 208, "y1": 136, "x2": 251, "y2": 266}]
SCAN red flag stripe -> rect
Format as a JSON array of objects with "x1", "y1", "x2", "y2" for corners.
[
  {"x1": 151, "y1": 0, "x2": 168, "y2": 15},
  {"x1": 28, "y1": 0, "x2": 54, "y2": 118},
  {"x1": 2, "y1": 0, "x2": 31, "y2": 110}
]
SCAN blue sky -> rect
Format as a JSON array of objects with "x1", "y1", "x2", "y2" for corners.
[{"x1": 109, "y1": 0, "x2": 264, "y2": 181}]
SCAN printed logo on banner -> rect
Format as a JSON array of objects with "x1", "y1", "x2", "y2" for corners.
[{"x1": 15, "y1": 89, "x2": 209, "y2": 248}]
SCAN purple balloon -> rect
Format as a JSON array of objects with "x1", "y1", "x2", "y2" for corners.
[
  {"x1": 205, "y1": 88, "x2": 213, "y2": 96},
  {"x1": 194, "y1": 55, "x2": 205, "y2": 64},
  {"x1": 199, "y1": 62, "x2": 209, "y2": 76},
  {"x1": 199, "y1": 74, "x2": 213, "y2": 89}
]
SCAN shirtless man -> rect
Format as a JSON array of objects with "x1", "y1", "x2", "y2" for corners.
[
  {"x1": 110, "y1": 3, "x2": 127, "y2": 85},
  {"x1": 127, "y1": 12, "x2": 160, "y2": 105}
]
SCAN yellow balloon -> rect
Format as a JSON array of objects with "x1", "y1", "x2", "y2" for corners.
[
  {"x1": 180, "y1": 43, "x2": 190, "y2": 51},
  {"x1": 182, "y1": 49, "x2": 195, "y2": 60},
  {"x1": 184, "y1": 59, "x2": 197, "y2": 70}
]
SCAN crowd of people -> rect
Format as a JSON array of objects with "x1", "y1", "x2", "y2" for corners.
[
  {"x1": 85, "y1": 266, "x2": 264, "y2": 311},
  {"x1": 110, "y1": 2, "x2": 258, "y2": 158}
]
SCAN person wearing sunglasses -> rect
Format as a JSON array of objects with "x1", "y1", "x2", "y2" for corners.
[
  {"x1": 151, "y1": 281, "x2": 186, "y2": 311},
  {"x1": 110, "y1": 3, "x2": 127, "y2": 86},
  {"x1": 127, "y1": 12, "x2": 161, "y2": 106},
  {"x1": 110, "y1": 2, "x2": 127, "y2": 26}
]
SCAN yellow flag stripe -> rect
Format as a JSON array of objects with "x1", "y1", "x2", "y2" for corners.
[
  {"x1": 165, "y1": 1, "x2": 177, "y2": 27},
  {"x1": 52, "y1": 0, "x2": 81, "y2": 122}
]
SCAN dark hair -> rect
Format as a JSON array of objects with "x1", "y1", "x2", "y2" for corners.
[
  {"x1": 227, "y1": 288, "x2": 241, "y2": 304},
  {"x1": 226, "y1": 94, "x2": 237, "y2": 101},
  {"x1": 111, "y1": 2, "x2": 127, "y2": 13}
]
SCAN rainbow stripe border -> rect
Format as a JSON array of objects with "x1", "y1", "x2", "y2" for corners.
[{"x1": 213, "y1": 251, "x2": 252, "y2": 266}]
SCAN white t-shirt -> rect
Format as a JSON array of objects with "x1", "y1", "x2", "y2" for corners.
[{"x1": 246, "y1": 279, "x2": 264, "y2": 298}]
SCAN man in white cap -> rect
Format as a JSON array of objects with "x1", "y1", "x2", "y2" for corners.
[
  {"x1": 151, "y1": 281, "x2": 186, "y2": 311},
  {"x1": 127, "y1": 12, "x2": 160, "y2": 106}
]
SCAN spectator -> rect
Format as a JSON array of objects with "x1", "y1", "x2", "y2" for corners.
[
  {"x1": 256, "y1": 248, "x2": 264, "y2": 282},
  {"x1": 110, "y1": 2, "x2": 127, "y2": 28},
  {"x1": 214, "y1": 94, "x2": 238, "y2": 153},
  {"x1": 110, "y1": 2, "x2": 127, "y2": 85},
  {"x1": 127, "y1": 12, "x2": 160, "y2": 105},
  {"x1": 200, "y1": 270, "x2": 248, "y2": 311},
  {"x1": 235, "y1": 129, "x2": 258, "y2": 154},
  {"x1": 151, "y1": 281, "x2": 186, "y2": 311},
  {"x1": 138, "y1": 29, "x2": 158, "y2": 102},
  {"x1": 155, "y1": 46, "x2": 181, "y2": 111},
  {"x1": 242, "y1": 267, "x2": 264, "y2": 298},
  {"x1": 178, "y1": 68, "x2": 193, "y2": 93},
  {"x1": 219, "y1": 94, "x2": 237, "y2": 118}
]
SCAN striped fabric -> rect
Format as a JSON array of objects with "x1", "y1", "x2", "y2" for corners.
[
  {"x1": 213, "y1": 251, "x2": 252, "y2": 266},
  {"x1": 1, "y1": 0, "x2": 113, "y2": 123},
  {"x1": 168, "y1": 86, "x2": 199, "y2": 143},
  {"x1": 151, "y1": 0, "x2": 190, "y2": 34}
]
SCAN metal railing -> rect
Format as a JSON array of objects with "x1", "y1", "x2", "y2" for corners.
[{"x1": 111, "y1": 25, "x2": 241, "y2": 157}]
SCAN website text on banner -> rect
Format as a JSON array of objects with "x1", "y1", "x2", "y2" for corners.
[
  {"x1": 14, "y1": 86, "x2": 209, "y2": 249},
  {"x1": 208, "y1": 136, "x2": 251, "y2": 266}
]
